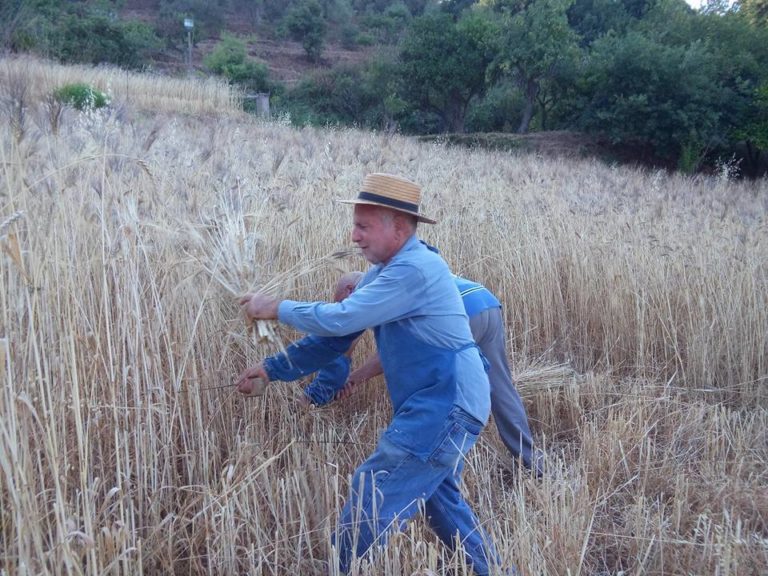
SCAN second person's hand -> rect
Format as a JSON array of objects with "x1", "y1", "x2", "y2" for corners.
[{"x1": 235, "y1": 363, "x2": 270, "y2": 395}]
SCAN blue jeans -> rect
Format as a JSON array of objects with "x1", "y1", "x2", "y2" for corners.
[{"x1": 333, "y1": 406, "x2": 501, "y2": 575}]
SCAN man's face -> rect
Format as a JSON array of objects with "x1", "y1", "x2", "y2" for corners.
[{"x1": 351, "y1": 204, "x2": 401, "y2": 265}]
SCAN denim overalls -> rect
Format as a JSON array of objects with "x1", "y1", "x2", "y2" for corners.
[{"x1": 334, "y1": 320, "x2": 501, "y2": 575}]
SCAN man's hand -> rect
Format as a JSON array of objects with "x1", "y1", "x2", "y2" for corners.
[
  {"x1": 239, "y1": 292, "x2": 280, "y2": 322},
  {"x1": 336, "y1": 352, "x2": 383, "y2": 401},
  {"x1": 336, "y1": 371, "x2": 366, "y2": 401},
  {"x1": 235, "y1": 363, "x2": 270, "y2": 395},
  {"x1": 298, "y1": 393, "x2": 313, "y2": 409}
]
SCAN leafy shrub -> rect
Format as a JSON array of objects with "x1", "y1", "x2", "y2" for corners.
[
  {"x1": 53, "y1": 83, "x2": 110, "y2": 110},
  {"x1": 56, "y1": 14, "x2": 161, "y2": 69},
  {"x1": 360, "y1": 2, "x2": 411, "y2": 44},
  {"x1": 579, "y1": 30, "x2": 723, "y2": 161},
  {"x1": 356, "y1": 32, "x2": 375, "y2": 45},
  {"x1": 281, "y1": 62, "x2": 401, "y2": 127},
  {"x1": 204, "y1": 34, "x2": 271, "y2": 93},
  {"x1": 284, "y1": 0, "x2": 327, "y2": 62},
  {"x1": 340, "y1": 24, "x2": 360, "y2": 49},
  {"x1": 465, "y1": 82, "x2": 525, "y2": 133},
  {"x1": 677, "y1": 136, "x2": 706, "y2": 174},
  {"x1": 5, "y1": 3, "x2": 161, "y2": 69}
]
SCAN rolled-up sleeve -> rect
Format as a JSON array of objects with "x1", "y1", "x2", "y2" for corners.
[
  {"x1": 263, "y1": 334, "x2": 357, "y2": 382},
  {"x1": 304, "y1": 356, "x2": 350, "y2": 406}
]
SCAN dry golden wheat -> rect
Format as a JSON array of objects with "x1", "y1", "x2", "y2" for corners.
[{"x1": 0, "y1": 55, "x2": 766, "y2": 576}]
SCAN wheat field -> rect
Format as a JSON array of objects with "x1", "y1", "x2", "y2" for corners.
[{"x1": 1, "y1": 56, "x2": 767, "y2": 575}]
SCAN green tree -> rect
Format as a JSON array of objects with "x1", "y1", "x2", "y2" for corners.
[
  {"x1": 739, "y1": 0, "x2": 768, "y2": 27},
  {"x1": 2, "y1": 0, "x2": 61, "y2": 54},
  {"x1": 1, "y1": 0, "x2": 32, "y2": 50},
  {"x1": 56, "y1": 12, "x2": 161, "y2": 69},
  {"x1": 355, "y1": 52, "x2": 413, "y2": 130},
  {"x1": 624, "y1": 0, "x2": 768, "y2": 166},
  {"x1": 733, "y1": 83, "x2": 768, "y2": 176},
  {"x1": 204, "y1": 34, "x2": 270, "y2": 93},
  {"x1": 493, "y1": 0, "x2": 580, "y2": 133},
  {"x1": 361, "y1": 1, "x2": 411, "y2": 43},
  {"x1": 230, "y1": 0, "x2": 266, "y2": 25},
  {"x1": 3, "y1": 1, "x2": 161, "y2": 68},
  {"x1": 566, "y1": 0, "x2": 636, "y2": 46},
  {"x1": 398, "y1": 10, "x2": 498, "y2": 133},
  {"x1": 466, "y1": 80, "x2": 526, "y2": 132},
  {"x1": 284, "y1": 0, "x2": 327, "y2": 62},
  {"x1": 284, "y1": 65, "x2": 374, "y2": 125},
  {"x1": 279, "y1": 53, "x2": 409, "y2": 130},
  {"x1": 579, "y1": 30, "x2": 724, "y2": 161}
]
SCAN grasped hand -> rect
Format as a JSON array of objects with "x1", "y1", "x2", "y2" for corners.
[
  {"x1": 336, "y1": 353, "x2": 382, "y2": 401},
  {"x1": 298, "y1": 393, "x2": 312, "y2": 409},
  {"x1": 336, "y1": 371, "x2": 365, "y2": 401},
  {"x1": 235, "y1": 363, "x2": 270, "y2": 395},
  {"x1": 239, "y1": 292, "x2": 280, "y2": 322}
]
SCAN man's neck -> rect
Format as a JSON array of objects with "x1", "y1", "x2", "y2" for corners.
[{"x1": 381, "y1": 233, "x2": 416, "y2": 266}]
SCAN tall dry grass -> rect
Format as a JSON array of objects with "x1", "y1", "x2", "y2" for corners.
[
  {"x1": 0, "y1": 55, "x2": 241, "y2": 119},
  {"x1": 0, "y1": 57, "x2": 766, "y2": 575}
]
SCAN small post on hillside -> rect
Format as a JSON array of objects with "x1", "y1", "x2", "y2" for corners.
[
  {"x1": 184, "y1": 18, "x2": 194, "y2": 77},
  {"x1": 245, "y1": 93, "x2": 271, "y2": 118}
]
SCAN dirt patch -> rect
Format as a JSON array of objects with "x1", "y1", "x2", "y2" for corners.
[
  {"x1": 245, "y1": 39, "x2": 376, "y2": 87},
  {"x1": 120, "y1": 3, "x2": 376, "y2": 85}
]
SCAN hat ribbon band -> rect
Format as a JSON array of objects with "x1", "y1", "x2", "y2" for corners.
[{"x1": 358, "y1": 191, "x2": 419, "y2": 213}]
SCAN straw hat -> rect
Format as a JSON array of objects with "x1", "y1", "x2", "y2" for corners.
[{"x1": 338, "y1": 173, "x2": 437, "y2": 224}]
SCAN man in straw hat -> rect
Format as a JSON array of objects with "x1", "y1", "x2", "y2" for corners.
[{"x1": 236, "y1": 173, "x2": 504, "y2": 575}]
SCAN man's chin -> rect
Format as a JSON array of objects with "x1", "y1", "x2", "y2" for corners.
[{"x1": 359, "y1": 249, "x2": 376, "y2": 264}]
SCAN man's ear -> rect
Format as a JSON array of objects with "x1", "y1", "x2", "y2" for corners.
[{"x1": 393, "y1": 213, "x2": 413, "y2": 238}]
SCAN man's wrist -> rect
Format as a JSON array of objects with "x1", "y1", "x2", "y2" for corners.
[{"x1": 262, "y1": 358, "x2": 277, "y2": 381}]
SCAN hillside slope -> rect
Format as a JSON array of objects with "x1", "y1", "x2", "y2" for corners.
[{"x1": 120, "y1": 0, "x2": 376, "y2": 85}]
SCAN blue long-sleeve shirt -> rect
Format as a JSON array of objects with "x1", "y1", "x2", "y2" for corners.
[{"x1": 300, "y1": 275, "x2": 501, "y2": 406}]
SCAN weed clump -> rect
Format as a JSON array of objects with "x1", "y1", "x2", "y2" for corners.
[{"x1": 53, "y1": 82, "x2": 110, "y2": 110}]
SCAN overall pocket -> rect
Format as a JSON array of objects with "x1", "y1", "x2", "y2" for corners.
[{"x1": 427, "y1": 406, "x2": 482, "y2": 468}]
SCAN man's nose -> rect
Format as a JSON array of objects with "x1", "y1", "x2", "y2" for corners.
[{"x1": 351, "y1": 229, "x2": 360, "y2": 242}]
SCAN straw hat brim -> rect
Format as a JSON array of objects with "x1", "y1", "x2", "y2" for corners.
[{"x1": 336, "y1": 198, "x2": 437, "y2": 225}]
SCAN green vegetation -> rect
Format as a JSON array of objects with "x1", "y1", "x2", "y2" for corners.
[
  {"x1": 3, "y1": 1, "x2": 161, "y2": 69},
  {"x1": 2, "y1": 0, "x2": 767, "y2": 175},
  {"x1": 284, "y1": 0, "x2": 327, "y2": 61},
  {"x1": 204, "y1": 34, "x2": 271, "y2": 93},
  {"x1": 53, "y1": 82, "x2": 110, "y2": 110},
  {"x1": 492, "y1": 0, "x2": 580, "y2": 134},
  {"x1": 398, "y1": 11, "x2": 497, "y2": 133}
]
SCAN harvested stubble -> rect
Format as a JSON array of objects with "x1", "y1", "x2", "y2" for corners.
[{"x1": 0, "y1": 57, "x2": 767, "y2": 575}]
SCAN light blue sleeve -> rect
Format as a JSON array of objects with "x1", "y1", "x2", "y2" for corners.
[{"x1": 278, "y1": 261, "x2": 427, "y2": 336}]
